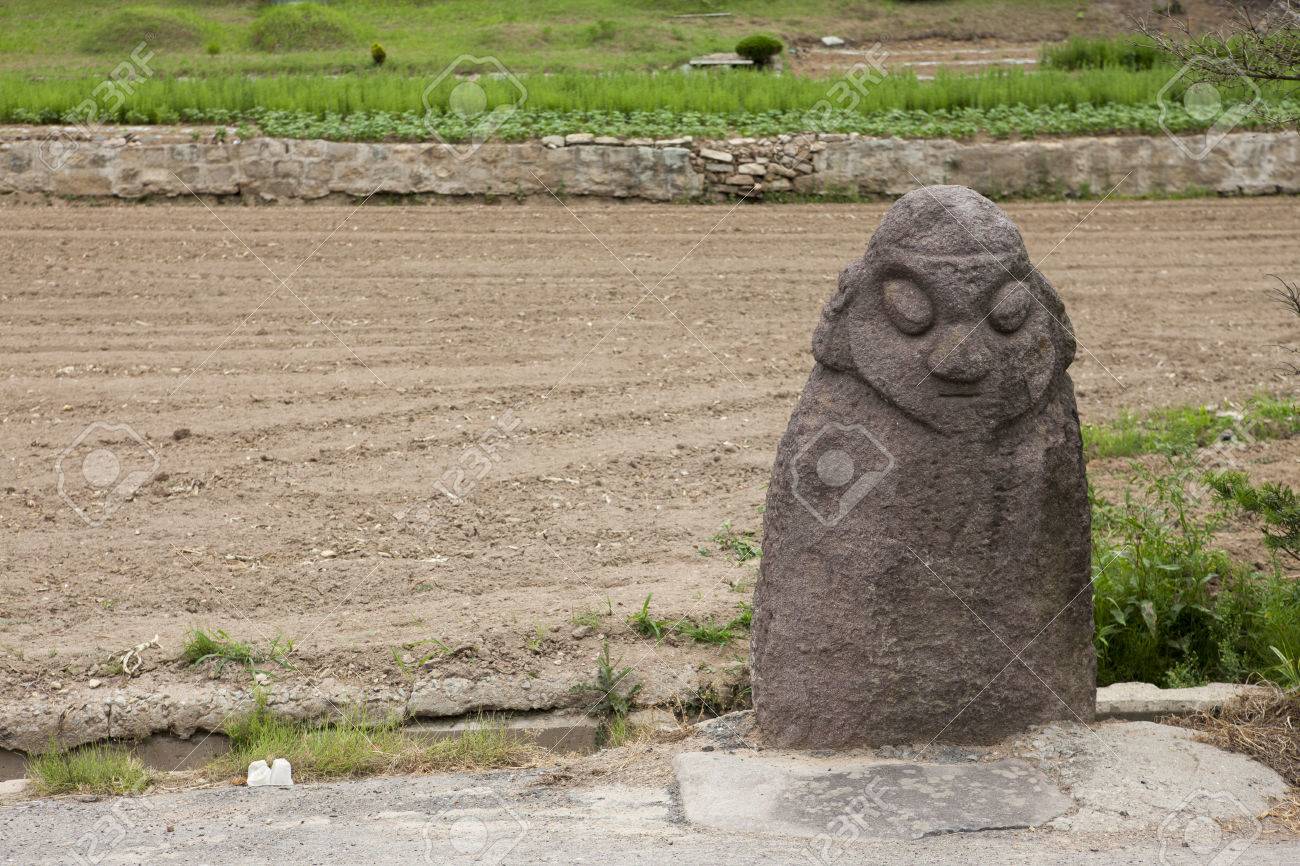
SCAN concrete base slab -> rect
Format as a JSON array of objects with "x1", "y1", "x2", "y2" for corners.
[
  {"x1": 674, "y1": 752, "x2": 1070, "y2": 840},
  {"x1": 1023, "y1": 721, "x2": 1290, "y2": 835}
]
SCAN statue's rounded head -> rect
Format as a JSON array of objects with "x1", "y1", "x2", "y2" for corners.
[{"x1": 813, "y1": 185, "x2": 1076, "y2": 434}]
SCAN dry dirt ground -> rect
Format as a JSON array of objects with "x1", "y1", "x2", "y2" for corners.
[
  {"x1": 0, "y1": 196, "x2": 1297, "y2": 711},
  {"x1": 784, "y1": 1, "x2": 1259, "y2": 77}
]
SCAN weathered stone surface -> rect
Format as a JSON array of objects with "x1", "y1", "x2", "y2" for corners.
[
  {"x1": 1, "y1": 127, "x2": 1295, "y2": 203},
  {"x1": 751, "y1": 186, "x2": 1093, "y2": 748},
  {"x1": 812, "y1": 132, "x2": 1300, "y2": 197},
  {"x1": 674, "y1": 752, "x2": 1071, "y2": 840}
]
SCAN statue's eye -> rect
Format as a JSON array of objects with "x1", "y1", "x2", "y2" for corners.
[
  {"x1": 989, "y1": 281, "x2": 1030, "y2": 334},
  {"x1": 882, "y1": 279, "x2": 933, "y2": 335}
]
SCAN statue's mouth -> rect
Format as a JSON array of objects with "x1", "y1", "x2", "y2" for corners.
[{"x1": 937, "y1": 386, "x2": 981, "y2": 398}]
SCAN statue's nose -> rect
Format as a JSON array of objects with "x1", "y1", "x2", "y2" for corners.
[{"x1": 926, "y1": 327, "x2": 991, "y2": 384}]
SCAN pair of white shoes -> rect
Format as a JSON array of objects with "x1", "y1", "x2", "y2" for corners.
[{"x1": 246, "y1": 758, "x2": 294, "y2": 787}]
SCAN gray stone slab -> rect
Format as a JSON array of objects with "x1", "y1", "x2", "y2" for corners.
[
  {"x1": 1095, "y1": 681, "x2": 1263, "y2": 721},
  {"x1": 674, "y1": 751, "x2": 1071, "y2": 840}
]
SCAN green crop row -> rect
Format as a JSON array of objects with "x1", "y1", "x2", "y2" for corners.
[
  {"x1": 4, "y1": 66, "x2": 1292, "y2": 123},
  {"x1": 16, "y1": 101, "x2": 1290, "y2": 145}
]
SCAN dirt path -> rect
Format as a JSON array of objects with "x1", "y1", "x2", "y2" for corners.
[{"x1": 0, "y1": 197, "x2": 1296, "y2": 707}]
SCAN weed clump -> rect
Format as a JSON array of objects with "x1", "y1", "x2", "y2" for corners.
[
  {"x1": 573, "y1": 643, "x2": 641, "y2": 747},
  {"x1": 27, "y1": 743, "x2": 152, "y2": 796},
  {"x1": 1091, "y1": 457, "x2": 1300, "y2": 688},
  {"x1": 181, "y1": 627, "x2": 294, "y2": 674}
]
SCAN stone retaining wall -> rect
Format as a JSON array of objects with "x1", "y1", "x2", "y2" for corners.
[{"x1": 1, "y1": 126, "x2": 1296, "y2": 202}]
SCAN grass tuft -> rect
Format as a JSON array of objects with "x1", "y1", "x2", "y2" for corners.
[
  {"x1": 1082, "y1": 396, "x2": 1298, "y2": 461},
  {"x1": 206, "y1": 699, "x2": 538, "y2": 782},
  {"x1": 711, "y1": 522, "x2": 762, "y2": 564},
  {"x1": 181, "y1": 627, "x2": 294, "y2": 673},
  {"x1": 27, "y1": 743, "x2": 152, "y2": 796},
  {"x1": 628, "y1": 594, "x2": 753, "y2": 646}
]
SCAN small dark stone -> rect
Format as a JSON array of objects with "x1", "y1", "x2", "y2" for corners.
[
  {"x1": 172, "y1": 428, "x2": 191, "y2": 441},
  {"x1": 751, "y1": 186, "x2": 1094, "y2": 748}
]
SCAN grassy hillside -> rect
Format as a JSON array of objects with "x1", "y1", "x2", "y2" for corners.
[{"x1": 2, "y1": 0, "x2": 1110, "y2": 77}]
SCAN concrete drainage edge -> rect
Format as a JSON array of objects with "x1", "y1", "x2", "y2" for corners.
[{"x1": 0, "y1": 676, "x2": 1264, "y2": 757}]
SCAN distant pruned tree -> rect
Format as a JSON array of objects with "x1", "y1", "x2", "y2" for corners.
[{"x1": 1139, "y1": 0, "x2": 1300, "y2": 83}]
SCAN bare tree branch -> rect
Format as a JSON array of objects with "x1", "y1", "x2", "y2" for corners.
[{"x1": 1138, "y1": 1, "x2": 1300, "y2": 83}]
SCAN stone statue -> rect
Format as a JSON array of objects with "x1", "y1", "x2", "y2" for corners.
[{"x1": 751, "y1": 185, "x2": 1093, "y2": 748}]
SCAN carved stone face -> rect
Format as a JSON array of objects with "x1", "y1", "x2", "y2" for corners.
[{"x1": 813, "y1": 186, "x2": 1075, "y2": 435}]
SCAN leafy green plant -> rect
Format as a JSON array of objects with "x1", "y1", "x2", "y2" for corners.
[
  {"x1": 573, "y1": 643, "x2": 641, "y2": 747},
  {"x1": 712, "y1": 522, "x2": 762, "y2": 564},
  {"x1": 629, "y1": 593, "x2": 671, "y2": 640},
  {"x1": 1091, "y1": 458, "x2": 1300, "y2": 688},
  {"x1": 182, "y1": 628, "x2": 295, "y2": 674},
  {"x1": 27, "y1": 743, "x2": 152, "y2": 796},
  {"x1": 1266, "y1": 647, "x2": 1300, "y2": 691},
  {"x1": 735, "y1": 33, "x2": 783, "y2": 67}
]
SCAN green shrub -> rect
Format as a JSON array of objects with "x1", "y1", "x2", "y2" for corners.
[
  {"x1": 248, "y1": 3, "x2": 358, "y2": 53},
  {"x1": 80, "y1": 6, "x2": 209, "y2": 54},
  {"x1": 206, "y1": 41, "x2": 221, "y2": 56},
  {"x1": 735, "y1": 33, "x2": 783, "y2": 67},
  {"x1": 585, "y1": 19, "x2": 618, "y2": 45},
  {"x1": 370, "y1": 42, "x2": 386, "y2": 66}
]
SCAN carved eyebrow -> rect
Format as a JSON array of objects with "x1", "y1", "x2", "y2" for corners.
[{"x1": 877, "y1": 264, "x2": 928, "y2": 287}]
